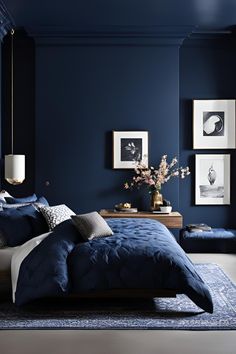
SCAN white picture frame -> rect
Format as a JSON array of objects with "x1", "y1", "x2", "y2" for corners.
[
  {"x1": 195, "y1": 154, "x2": 230, "y2": 205},
  {"x1": 113, "y1": 131, "x2": 148, "y2": 169},
  {"x1": 193, "y1": 99, "x2": 236, "y2": 149}
]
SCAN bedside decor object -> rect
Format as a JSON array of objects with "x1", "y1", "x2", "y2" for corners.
[
  {"x1": 4, "y1": 29, "x2": 25, "y2": 185},
  {"x1": 115, "y1": 203, "x2": 138, "y2": 213},
  {"x1": 160, "y1": 200, "x2": 172, "y2": 213},
  {"x1": 113, "y1": 131, "x2": 148, "y2": 169},
  {"x1": 114, "y1": 203, "x2": 138, "y2": 213},
  {"x1": 193, "y1": 99, "x2": 235, "y2": 149},
  {"x1": 124, "y1": 155, "x2": 190, "y2": 210},
  {"x1": 150, "y1": 190, "x2": 163, "y2": 211},
  {"x1": 159, "y1": 207, "x2": 172, "y2": 213},
  {"x1": 195, "y1": 154, "x2": 230, "y2": 205}
]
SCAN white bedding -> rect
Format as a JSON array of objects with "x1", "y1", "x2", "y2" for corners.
[
  {"x1": 11, "y1": 232, "x2": 51, "y2": 303},
  {"x1": 0, "y1": 246, "x2": 19, "y2": 271}
]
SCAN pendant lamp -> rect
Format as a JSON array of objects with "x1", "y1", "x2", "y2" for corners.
[{"x1": 5, "y1": 29, "x2": 25, "y2": 185}]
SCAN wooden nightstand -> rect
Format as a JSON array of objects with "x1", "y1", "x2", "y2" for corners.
[{"x1": 100, "y1": 210, "x2": 183, "y2": 229}]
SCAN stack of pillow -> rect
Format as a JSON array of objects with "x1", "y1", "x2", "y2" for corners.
[
  {"x1": 0, "y1": 191, "x2": 50, "y2": 248},
  {"x1": 0, "y1": 190, "x2": 114, "y2": 249}
]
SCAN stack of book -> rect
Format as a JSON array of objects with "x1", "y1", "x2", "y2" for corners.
[{"x1": 186, "y1": 223, "x2": 212, "y2": 233}]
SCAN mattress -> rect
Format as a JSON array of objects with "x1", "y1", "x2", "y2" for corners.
[{"x1": 0, "y1": 246, "x2": 19, "y2": 272}]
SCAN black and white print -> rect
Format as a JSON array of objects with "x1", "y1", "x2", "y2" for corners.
[
  {"x1": 113, "y1": 131, "x2": 148, "y2": 169},
  {"x1": 195, "y1": 154, "x2": 230, "y2": 205},
  {"x1": 120, "y1": 138, "x2": 142, "y2": 162},
  {"x1": 203, "y1": 111, "x2": 224, "y2": 136},
  {"x1": 193, "y1": 99, "x2": 236, "y2": 149},
  {"x1": 199, "y1": 159, "x2": 224, "y2": 198}
]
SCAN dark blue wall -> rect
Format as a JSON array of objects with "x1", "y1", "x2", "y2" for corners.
[
  {"x1": 2, "y1": 30, "x2": 236, "y2": 228},
  {"x1": 179, "y1": 37, "x2": 236, "y2": 227},
  {"x1": 35, "y1": 43, "x2": 180, "y2": 213}
]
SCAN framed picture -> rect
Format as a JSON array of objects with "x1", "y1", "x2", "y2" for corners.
[
  {"x1": 193, "y1": 99, "x2": 236, "y2": 149},
  {"x1": 113, "y1": 131, "x2": 148, "y2": 169},
  {"x1": 195, "y1": 154, "x2": 230, "y2": 205}
]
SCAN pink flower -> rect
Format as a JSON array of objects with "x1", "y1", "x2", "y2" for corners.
[{"x1": 123, "y1": 154, "x2": 190, "y2": 191}]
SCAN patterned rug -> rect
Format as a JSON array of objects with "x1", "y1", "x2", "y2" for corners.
[{"x1": 0, "y1": 263, "x2": 235, "y2": 330}]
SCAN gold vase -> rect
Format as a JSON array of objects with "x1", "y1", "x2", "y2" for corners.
[{"x1": 150, "y1": 190, "x2": 163, "y2": 211}]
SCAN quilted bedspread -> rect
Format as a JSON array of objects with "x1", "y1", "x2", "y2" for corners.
[{"x1": 15, "y1": 218, "x2": 213, "y2": 313}]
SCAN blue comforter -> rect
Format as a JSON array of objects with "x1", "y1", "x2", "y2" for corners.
[{"x1": 15, "y1": 218, "x2": 213, "y2": 313}]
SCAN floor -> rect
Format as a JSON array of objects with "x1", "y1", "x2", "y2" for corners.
[{"x1": 0, "y1": 253, "x2": 236, "y2": 354}]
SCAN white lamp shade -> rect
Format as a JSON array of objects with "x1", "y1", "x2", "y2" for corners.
[{"x1": 5, "y1": 154, "x2": 25, "y2": 185}]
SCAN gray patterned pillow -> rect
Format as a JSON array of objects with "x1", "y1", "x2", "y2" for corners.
[
  {"x1": 71, "y1": 211, "x2": 113, "y2": 240},
  {"x1": 40, "y1": 204, "x2": 75, "y2": 230}
]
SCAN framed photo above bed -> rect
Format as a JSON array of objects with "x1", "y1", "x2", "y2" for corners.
[
  {"x1": 195, "y1": 154, "x2": 230, "y2": 205},
  {"x1": 113, "y1": 131, "x2": 148, "y2": 169},
  {"x1": 193, "y1": 99, "x2": 236, "y2": 149}
]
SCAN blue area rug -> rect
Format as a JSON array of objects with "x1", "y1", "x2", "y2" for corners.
[{"x1": 0, "y1": 263, "x2": 235, "y2": 330}]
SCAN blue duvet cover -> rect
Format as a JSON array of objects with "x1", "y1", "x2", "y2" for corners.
[{"x1": 15, "y1": 218, "x2": 213, "y2": 313}]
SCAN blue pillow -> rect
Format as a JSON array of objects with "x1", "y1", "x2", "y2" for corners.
[
  {"x1": 2, "y1": 196, "x2": 49, "y2": 210},
  {"x1": 0, "y1": 205, "x2": 49, "y2": 247},
  {"x1": 6, "y1": 194, "x2": 37, "y2": 204},
  {"x1": 35, "y1": 196, "x2": 49, "y2": 206}
]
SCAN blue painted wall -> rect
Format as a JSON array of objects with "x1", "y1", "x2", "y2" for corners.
[
  {"x1": 35, "y1": 43, "x2": 180, "y2": 213},
  {"x1": 179, "y1": 37, "x2": 236, "y2": 227},
  {"x1": 2, "y1": 29, "x2": 236, "y2": 229}
]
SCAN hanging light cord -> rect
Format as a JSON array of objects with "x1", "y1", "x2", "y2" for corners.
[{"x1": 10, "y1": 28, "x2": 14, "y2": 155}]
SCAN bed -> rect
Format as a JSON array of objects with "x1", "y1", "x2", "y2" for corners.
[{"x1": 11, "y1": 218, "x2": 213, "y2": 313}]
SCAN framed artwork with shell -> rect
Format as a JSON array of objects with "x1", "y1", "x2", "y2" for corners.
[{"x1": 195, "y1": 154, "x2": 230, "y2": 205}]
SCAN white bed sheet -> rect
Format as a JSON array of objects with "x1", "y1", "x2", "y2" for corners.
[
  {"x1": 0, "y1": 246, "x2": 19, "y2": 271},
  {"x1": 11, "y1": 232, "x2": 51, "y2": 303}
]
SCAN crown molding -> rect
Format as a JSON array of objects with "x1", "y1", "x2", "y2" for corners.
[
  {"x1": 27, "y1": 25, "x2": 196, "y2": 46},
  {"x1": 183, "y1": 29, "x2": 235, "y2": 48}
]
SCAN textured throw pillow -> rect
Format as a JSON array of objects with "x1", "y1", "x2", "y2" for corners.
[
  {"x1": 40, "y1": 204, "x2": 75, "y2": 231},
  {"x1": 5, "y1": 193, "x2": 37, "y2": 204},
  {"x1": 0, "y1": 190, "x2": 12, "y2": 203},
  {"x1": 0, "y1": 205, "x2": 49, "y2": 247},
  {"x1": 71, "y1": 212, "x2": 113, "y2": 241}
]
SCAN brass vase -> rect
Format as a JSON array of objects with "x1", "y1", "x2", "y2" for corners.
[{"x1": 150, "y1": 190, "x2": 163, "y2": 211}]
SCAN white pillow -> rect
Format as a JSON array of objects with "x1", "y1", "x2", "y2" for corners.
[
  {"x1": 0, "y1": 190, "x2": 12, "y2": 203},
  {"x1": 39, "y1": 204, "x2": 75, "y2": 230}
]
